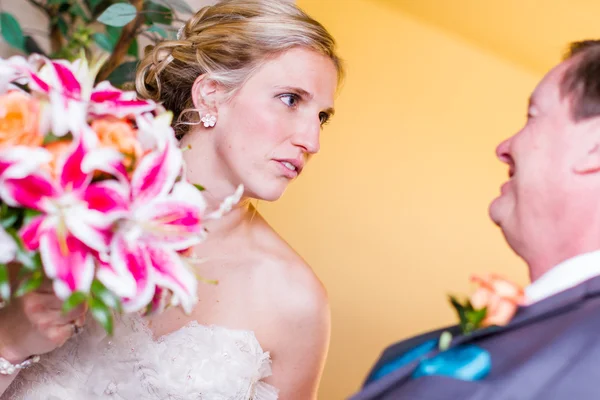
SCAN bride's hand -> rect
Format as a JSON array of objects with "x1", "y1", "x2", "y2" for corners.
[{"x1": 0, "y1": 280, "x2": 87, "y2": 363}]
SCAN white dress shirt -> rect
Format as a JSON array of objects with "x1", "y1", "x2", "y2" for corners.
[{"x1": 525, "y1": 250, "x2": 600, "y2": 305}]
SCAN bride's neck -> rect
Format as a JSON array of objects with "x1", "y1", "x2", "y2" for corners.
[{"x1": 203, "y1": 199, "x2": 257, "y2": 240}]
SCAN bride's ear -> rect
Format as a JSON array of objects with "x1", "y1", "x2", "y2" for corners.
[{"x1": 191, "y1": 75, "x2": 220, "y2": 116}]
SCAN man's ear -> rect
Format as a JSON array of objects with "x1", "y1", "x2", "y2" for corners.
[
  {"x1": 573, "y1": 120, "x2": 600, "y2": 174},
  {"x1": 191, "y1": 75, "x2": 219, "y2": 114}
]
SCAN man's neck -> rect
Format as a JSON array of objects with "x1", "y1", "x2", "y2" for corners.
[{"x1": 528, "y1": 246, "x2": 600, "y2": 282}]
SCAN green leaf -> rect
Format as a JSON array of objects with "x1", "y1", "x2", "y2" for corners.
[
  {"x1": 149, "y1": 0, "x2": 193, "y2": 14},
  {"x1": 143, "y1": 2, "x2": 172, "y2": 25},
  {"x1": 106, "y1": 25, "x2": 122, "y2": 45},
  {"x1": 0, "y1": 12, "x2": 25, "y2": 51},
  {"x1": 97, "y1": 3, "x2": 137, "y2": 27},
  {"x1": 448, "y1": 295, "x2": 466, "y2": 320},
  {"x1": 193, "y1": 184, "x2": 205, "y2": 191},
  {"x1": 93, "y1": 32, "x2": 114, "y2": 52},
  {"x1": 15, "y1": 249, "x2": 42, "y2": 273},
  {"x1": 448, "y1": 295, "x2": 472, "y2": 333},
  {"x1": 56, "y1": 17, "x2": 68, "y2": 37},
  {"x1": 147, "y1": 24, "x2": 168, "y2": 38},
  {"x1": 90, "y1": 297, "x2": 113, "y2": 335},
  {"x1": 84, "y1": 0, "x2": 102, "y2": 12},
  {"x1": 15, "y1": 272, "x2": 43, "y2": 297},
  {"x1": 0, "y1": 264, "x2": 10, "y2": 302},
  {"x1": 0, "y1": 213, "x2": 18, "y2": 229},
  {"x1": 127, "y1": 38, "x2": 138, "y2": 57},
  {"x1": 23, "y1": 209, "x2": 41, "y2": 224},
  {"x1": 48, "y1": 0, "x2": 69, "y2": 5},
  {"x1": 70, "y1": 4, "x2": 91, "y2": 22},
  {"x1": 91, "y1": 280, "x2": 122, "y2": 312},
  {"x1": 24, "y1": 36, "x2": 47, "y2": 57},
  {"x1": 0, "y1": 205, "x2": 20, "y2": 229},
  {"x1": 42, "y1": 133, "x2": 68, "y2": 146},
  {"x1": 106, "y1": 60, "x2": 138, "y2": 87},
  {"x1": 62, "y1": 291, "x2": 87, "y2": 314},
  {"x1": 465, "y1": 307, "x2": 487, "y2": 327}
]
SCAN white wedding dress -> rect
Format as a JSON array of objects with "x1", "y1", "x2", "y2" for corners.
[{"x1": 2, "y1": 313, "x2": 278, "y2": 400}]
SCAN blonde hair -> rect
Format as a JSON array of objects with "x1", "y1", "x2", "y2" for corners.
[{"x1": 135, "y1": 0, "x2": 344, "y2": 138}]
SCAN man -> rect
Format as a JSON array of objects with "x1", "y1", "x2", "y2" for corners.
[{"x1": 350, "y1": 40, "x2": 600, "y2": 400}]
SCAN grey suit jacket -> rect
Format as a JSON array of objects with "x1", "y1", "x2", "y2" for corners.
[{"x1": 349, "y1": 275, "x2": 600, "y2": 400}]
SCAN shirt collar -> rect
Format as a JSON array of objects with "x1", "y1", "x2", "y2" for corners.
[{"x1": 525, "y1": 250, "x2": 600, "y2": 305}]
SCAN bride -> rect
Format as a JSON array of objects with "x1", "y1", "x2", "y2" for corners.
[{"x1": 0, "y1": 0, "x2": 343, "y2": 398}]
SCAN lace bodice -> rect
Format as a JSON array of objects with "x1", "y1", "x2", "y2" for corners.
[{"x1": 2, "y1": 314, "x2": 278, "y2": 400}]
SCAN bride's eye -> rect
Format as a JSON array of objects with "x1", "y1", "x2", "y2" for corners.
[{"x1": 279, "y1": 93, "x2": 300, "y2": 108}]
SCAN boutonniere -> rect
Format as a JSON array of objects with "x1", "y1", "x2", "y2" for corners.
[
  {"x1": 439, "y1": 274, "x2": 525, "y2": 350},
  {"x1": 368, "y1": 274, "x2": 525, "y2": 383}
]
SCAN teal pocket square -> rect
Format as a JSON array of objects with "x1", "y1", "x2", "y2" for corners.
[
  {"x1": 369, "y1": 339, "x2": 491, "y2": 383},
  {"x1": 412, "y1": 344, "x2": 491, "y2": 381}
]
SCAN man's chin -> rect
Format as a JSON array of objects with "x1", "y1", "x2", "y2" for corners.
[{"x1": 488, "y1": 198, "x2": 506, "y2": 226}]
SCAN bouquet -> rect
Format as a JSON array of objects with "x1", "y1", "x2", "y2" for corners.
[{"x1": 0, "y1": 53, "x2": 240, "y2": 333}]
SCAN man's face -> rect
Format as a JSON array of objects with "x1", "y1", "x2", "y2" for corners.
[{"x1": 489, "y1": 57, "x2": 600, "y2": 265}]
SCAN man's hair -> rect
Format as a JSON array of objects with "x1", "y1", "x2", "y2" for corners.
[{"x1": 561, "y1": 40, "x2": 600, "y2": 121}]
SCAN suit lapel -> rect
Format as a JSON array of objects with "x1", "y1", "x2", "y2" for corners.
[
  {"x1": 364, "y1": 324, "x2": 459, "y2": 384},
  {"x1": 352, "y1": 275, "x2": 600, "y2": 400},
  {"x1": 355, "y1": 326, "x2": 460, "y2": 400}
]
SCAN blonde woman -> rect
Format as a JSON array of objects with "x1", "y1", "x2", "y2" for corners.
[{"x1": 0, "y1": 0, "x2": 343, "y2": 399}]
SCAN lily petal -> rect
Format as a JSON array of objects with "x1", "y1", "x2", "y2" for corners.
[
  {"x1": 51, "y1": 61, "x2": 82, "y2": 98},
  {"x1": 19, "y1": 215, "x2": 46, "y2": 251},
  {"x1": 130, "y1": 141, "x2": 182, "y2": 204},
  {"x1": 136, "y1": 198, "x2": 205, "y2": 250},
  {"x1": 109, "y1": 234, "x2": 155, "y2": 312},
  {"x1": 82, "y1": 147, "x2": 128, "y2": 183},
  {"x1": 146, "y1": 245, "x2": 197, "y2": 314},
  {"x1": 0, "y1": 55, "x2": 31, "y2": 93},
  {"x1": 39, "y1": 227, "x2": 95, "y2": 299},
  {"x1": 0, "y1": 146, "x2": 52, "y2": 180},
  {"x1": 58, "y1": 138, "x2": 91, "y2": 191},
  {"x1": 0, "y1": 226, "x2": 18, "y2": 264},
  {"x1": 90, "y1": 82, "x2": 155, "y2": 118},
  {"x1": 83, "y1": 180, "x2": 130, "y2": 216},
  {"x1": 0, "y1": 174, "x2": 57, "y2": 209},
  {"x1": 65, "y1": 207, "x2": 113, "y2": 254}
]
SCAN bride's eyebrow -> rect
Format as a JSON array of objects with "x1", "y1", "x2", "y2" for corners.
[
  {"x1": 274, "y1": 86, "x2": 335, "y2": 114},
  {"x1": 274, "y1": 86, "x2": 312, "y2": 98}
]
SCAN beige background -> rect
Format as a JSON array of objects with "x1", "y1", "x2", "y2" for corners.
[{"x1": 3, "y1": 0, "x2": 594, "y2": 398}]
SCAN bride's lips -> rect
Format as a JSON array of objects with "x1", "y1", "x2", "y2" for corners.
[{"x1": 273, "y1": 158, "x2": 304, "y2": 179}]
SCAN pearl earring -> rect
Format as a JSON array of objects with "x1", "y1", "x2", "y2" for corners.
[{"x1": 200, "y1": 113, "x2": 217, "y2": 128}]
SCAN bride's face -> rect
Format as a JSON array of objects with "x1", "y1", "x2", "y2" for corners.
[{"x1": 206, "y1": 47, "x2": 338, "y2": 201}]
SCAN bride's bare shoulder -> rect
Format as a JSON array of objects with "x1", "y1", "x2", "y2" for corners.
[
  {"x1": 244, "y1": 216, "x2": 330, "y2": 396},
  {"x1": 248, "y1": 215, "x2": 328, "y2": 314}
]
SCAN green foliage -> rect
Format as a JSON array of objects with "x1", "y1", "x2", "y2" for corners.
[{"x1": 3, "y1": 0, "x2": 194, "y2": 87}]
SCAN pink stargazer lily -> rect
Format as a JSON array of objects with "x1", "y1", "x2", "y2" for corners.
[
  {"x1": 0, "y1": 146, "x2": 52, "y2": 182},
  {"x1": 0, "y1": 132, "x2": 129, "y2": 298},
  {"x1": 16, "y1": 56, "x2": 156, "y2": 137},
  {"x1": 0, "y1": 55, "x2": 31, "y2": 93},
  {"x1": 97, "y1": 139, "x2": 206, "y2": 314}
]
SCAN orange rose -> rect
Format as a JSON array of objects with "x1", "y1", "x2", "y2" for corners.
[
  {"x1": 44, "y1": 140, "x2": 73, "y2": 177},
  {"x1": 469, "y1": 274, "x2": 524, "y2": 328},
  {"x1": 0, "y1": 91, "x2": 42, "y2": 149},
  {"x1": 91, "y1": 117, "x2": 141, "y2": 168}
]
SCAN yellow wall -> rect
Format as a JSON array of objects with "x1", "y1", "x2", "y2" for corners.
[
  {"x1": 0, "y1": 1, "x2": 543, "y2": 398},
  {"x1": 260, "y1": 0, "x2": 541, "y2": 398}
]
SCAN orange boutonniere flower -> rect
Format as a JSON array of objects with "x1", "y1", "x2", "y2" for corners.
[
  {"x1": 469, "y1": 274, "x2": 524, "y2": 328},
  {"x1": 439, "y1": 274, "x2": 524, "y2": 351}
]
